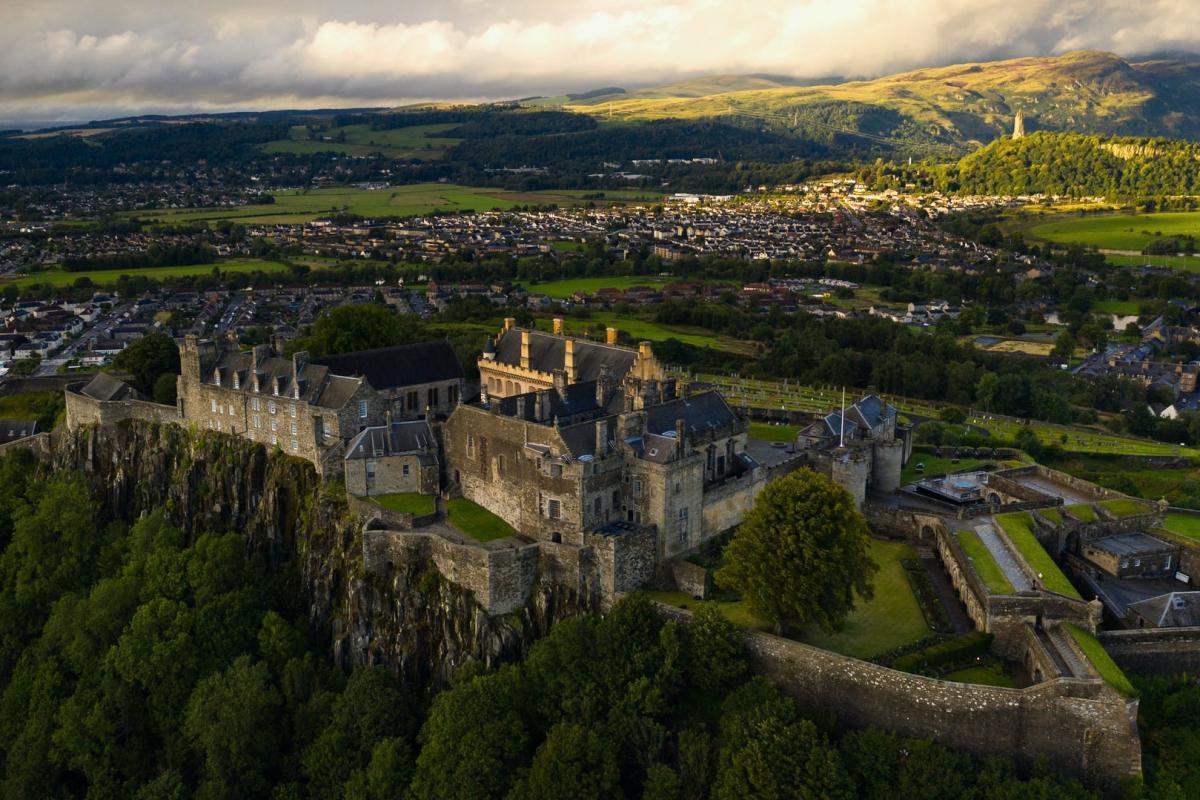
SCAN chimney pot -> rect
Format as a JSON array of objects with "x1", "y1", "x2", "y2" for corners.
[
  {"x1": 553, "y1": 317, "x2": 564, "y2": 336},
  {"x1": 606, "y1": 327, "x2": 618, "y2": 345}
]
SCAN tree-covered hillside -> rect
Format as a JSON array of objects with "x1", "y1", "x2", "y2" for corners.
[{"x1": 947, "y1": 132, "x2": 1200, "y2": 199}]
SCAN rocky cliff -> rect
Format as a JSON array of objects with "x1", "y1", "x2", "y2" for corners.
[{"x1": 51, "y1": 420, "x2": 592, "y2": 685}]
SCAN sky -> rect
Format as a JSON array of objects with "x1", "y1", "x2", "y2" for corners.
[{"x1": 3, "y1": 0, "x2": 1200, "y2": 124}]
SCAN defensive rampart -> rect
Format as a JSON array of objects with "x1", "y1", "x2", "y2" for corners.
[
  {"x1": 1098, "y1": 627, "x2": 1200, "y2": 675},
  {"x1": 64, "y1": 383, "x2": 181, "y2": 430},
  {"x1": 657, "y1": 603, "x2": 1141, "y2": 796}
]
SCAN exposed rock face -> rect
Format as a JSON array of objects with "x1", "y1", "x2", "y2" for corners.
[{"x1": 51, "y1": 421, "x2": 592, "y2": 685}]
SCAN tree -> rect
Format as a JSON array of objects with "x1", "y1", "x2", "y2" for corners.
[
  {"x1": 294, "y1": 304, "x2": 423, "y2": 356},
  {"x1": 686, "y1": 604, "x2": 747, "y2": 693},
  {"x1": 152, "y1": 372, "x2": 177, "y2": 405},
  {"x1": 113, "y1": 333, "x2": 180, "y2": 397},
  {"x1": 715, "y1": 468, "x2": 877, "y2": 633},
  {"x1": 507, "y1": 723, "x2": 621, "y2": 800},
  {"x1": 184, "y1": 656, "x2": 282, "y2": 799}
]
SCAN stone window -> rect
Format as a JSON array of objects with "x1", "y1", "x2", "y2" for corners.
[
  {"x1": 252, "y1": 397, "x2": 261, "y2": 411},
  {"x1": 634, "y1": 479, "x2": 642, "y2": 497},
  {"x1": 551, "y1": 464, "x2": 563, "y2": 479},
  {"x1": 270, "y1": 419, "x2": 278, "y2": 432},
  {"x1": 496, "y1": 454, "x2": 506, "y2": 474},
  {"x1": 291, "y1": 438, "x2": 298, "y2": 452},
  {"x1": 612, "y1": 489, "x2": 619, "y2": 507},
  {"x1": 271, "y1": 435, "x2": 277, "y2": 446},
  {"x1": 407, "y1": 391, "x2": 418, "y2": 411},
  {"x1": 211, "y1": 398, "x2": 217, "y2": 413},
  {"x1": 268, "y1": 400, "x2": 276, "y2": 414},
  {"x1": 402, "y1": 464, "x2": 409, "y2": 477},
  {"x1": 290, "y1": 422, "x2": 297, "y2": 436},
  {"x1": 467, "y1": 435, "x2": 475, "y2": 458},
  {"x1": 253, "y1": 415, "x2": 261, "y2": 429},
  {"x1": 289, "y1": 403, "x2": 296, "y2": 418},
  {"x1": 427, "y1": 387, "x2": 439, "y2": 407},
  {"x1": 358, "y1": 400, "x2": 368, "y2": 420},
  {"x1": 449, "y1": 385, "x2": 459, "y2": 405},
  {"x1": 677, "y1": 507, "x2": 690, "y2": 544},
  {"x1": 674, "y1": 482, "x2": 681, "y2": 496},
  {"x1": 548, "y1": 499, "x2": 561, "y2": 520},
  {"x1": 594, "y1": 497, "x2": 602, "y2": 516}
]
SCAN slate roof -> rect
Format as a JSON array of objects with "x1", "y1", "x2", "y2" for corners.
[
  {"x1": 1089, "y1": 533, "x2": 1175, "y2": 557},
  {"x1": 80, "y1": 373, "x2": 137, "y2": 402},
  {"x1": 492, "y1": 329, "x2": 637, "y2": 382},
  {"x1": 209, "y1": 351, "x2": 361, "y2": 411},
  {"x1": 1129, "y1": 592, "x2": 1200, "y2": 627},
  {"x1": 644, "y1": 391, "x2": 739, "y2": 440},
  {"x1": 345, "y1": 420, "x2": 438, "y2": 462},
  {"x1": 0, "y1": 418, "x2": 37, "y2": 444},
  {"x1": 310, "y1": 341, "x2": 463, "y2": 390},
  {"x1": 496, "y1": 381, "x2": 602, "y2": 423}
]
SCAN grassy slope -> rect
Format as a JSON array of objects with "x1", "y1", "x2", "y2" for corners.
[
  {"x1": 1028, "y1": 211, "x2": 1200, "y2": 252},
  {"x1": 955, "y1": 529, "x2": 1016, "y2": 595},
  {"x1": 1166, "y1": 513, "x2": 1200, "y2": 541},
  {"x1": 1065, "y1": 623, "x2": 1137, "y2": 697},
  {"x1": 994, "y1": 512, "x2": 1081, "y2": 598},
  {"x1": 565, "y1": 51, "x2": 1175, "y2": 148}
]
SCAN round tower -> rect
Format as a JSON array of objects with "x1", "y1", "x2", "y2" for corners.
[
  {"x1": 831, "y1": 448, "x2": 870, "y2": 511},
  {"x1": 871, "y1": 438, "x2": 905, "y2": 494}
]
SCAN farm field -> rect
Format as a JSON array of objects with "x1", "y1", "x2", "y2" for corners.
[
  {"x1": 261, "y1": 123, "x2": 462, "y2": 159},
  {"x1": 1102, "y1": 253, "x2": 1200, "y2": 273},
  {"x1": 1026, "y1": 211, "x2": 1200, "y2": 253},
  {"x1": 520, "y1": 275, "x2": 671, "y2": 298},
  {"x1": 131, "y1": 184, "x2": 664, "y2": 226},
  {"x1": 5, "y1": 259, "x2": 291, "y2": 288}
]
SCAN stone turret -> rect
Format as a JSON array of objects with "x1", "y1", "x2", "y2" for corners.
[{"x1": 1013, "y1": 110, "x2": 1026, "y2": 139}]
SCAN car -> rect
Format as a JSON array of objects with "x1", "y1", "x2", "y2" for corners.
[{"x1": 914, "y1": 462, "x2": 925, "y2": 473}]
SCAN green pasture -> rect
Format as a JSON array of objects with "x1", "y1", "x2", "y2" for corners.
[
  {"x1": 5, "y1": 259, "x2": 292, "y2": 288},
  {"x1": 130, "y1": 184, "x2": 661, "y2": 226},
  {"x1": 262, "y1": 123, "x2": 461, "y2": 159},
  {"x1": 1027, "y1": 211, "x2": 1200, "y2": 253},
  {"x1": 1102, "y1": 253, "x2": 1200, "y2": 273}
]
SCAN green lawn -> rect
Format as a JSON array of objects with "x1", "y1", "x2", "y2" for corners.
[
  {"x1": 649, "y1": 539, "x2": 930, "y2": 660},
  {"x1": 6, "y1": 259, "x2": 291, "y2": 288},
  {"x1": 1165, "y1": 513, "x2": 1200, "y2": 542},
  {"x1": 994, "y1": 512, "x2": 1081, "y2": 599},
  {"x1": 1028, "y1": 211, "x2": 1200, "y2": 254},
  {"x1": 1039, "y1": 507, "x2": 1063, "y2": 525},
  {"x1": 132, "y1": 184, "x2": 664, "y2": 226},
  {"x1": 944, "y1": 663, "x2": 1016, "y2": 688},
  {"x1": 955, "y1": 529, "x2": 1015, "y2": 595},
  {"x1": 522, "y1": 276, "x2": 670, "y2": 298},
  {"x1": 0, "y1": 391, "x2": 63, "y2": 429},
  {"x1": 1099, "y1": 497, "x2": 1154, "y2": 518},
  {"x1": 446, "y1": 497, "x2": 516, "y2": 542},
  {"x1": 549, "y1": 313, "x2": 758, "y2": 356},
  {"x1": 371, "y1": 492, "x2": 436, "y2": 516},
  {"x1": 747, "y1": 422, "x2": 802, "y2": 443},
  {"x1": 1064, "y1": 503, "x2": 1097, "y2": 522},
  {"x1": 1091, "y1": 298, "x2": 1142, "y2": 315},
  {"x1": 1064, "y1": 623, "x2": 1136, "y2": 697},
  {"x1": 797, "y1": 539, "x2": 932, "y2": 659}
]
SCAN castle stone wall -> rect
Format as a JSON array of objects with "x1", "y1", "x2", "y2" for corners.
[
  {"x1": 1099, "y1": 627, "x2": 1200, "y2": 675},
  {"x1": 656, "y1": 604, "x2": 1141, "y2": 796}
]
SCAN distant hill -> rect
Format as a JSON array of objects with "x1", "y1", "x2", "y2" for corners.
[{"x1": 565, "y1": 51, "x2": 1200, "y2": 155}]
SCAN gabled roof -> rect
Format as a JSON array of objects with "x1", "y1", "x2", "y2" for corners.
[
  {"x1": 310, "y1": 341, "x2": 463, "y2": 390},
  {"x1": 495, "y1": 381, "x2": 602, "y2": 423},
  {"x1": 1129, "y1": 592, "x2": 1200, "y2": 628},
  {"x1": 492, "y1": 329, "x2": 637, "y2": 382},
  {"x1": 209, "y1": 351, "x2": 361, "y2": 411},
  {"x1": 345, "y1": 420, "x2": 437, "y2": 461},
  {"x1": 0, "y1": 418, "x2": 37, "y2": 444},
  {"x1": 644, "y1": 391, "x2": 739, "y2": 441},
  {"x1": 80, "y1": 373, "x2": 137, "y2": 402}
]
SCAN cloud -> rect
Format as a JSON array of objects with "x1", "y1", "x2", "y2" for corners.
[{"x1": 1, "y1": 0, "x2": 1200, "y2": 120}]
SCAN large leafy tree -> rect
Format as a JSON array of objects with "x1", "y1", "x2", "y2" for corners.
[
  {"x1": 112, "y1": 332, "x2": 180, "y2": 398},
  {"x1": 294, "y1": 303, "x2": 424, "y2": 356},
  {"x1": 716, "y1": 468, "x2": 877, "y2": 633}
]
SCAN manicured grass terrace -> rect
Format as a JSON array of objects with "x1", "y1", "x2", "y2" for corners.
[
  {"x1": 747, "y1": 422, "x2": 803, "y2": 443},
  {"x1": 370, "y1": 492, "x2": 436, "y2": 516},
  {"x1": 993, "y1": 512, "x2": 1081, "y2": 599},
  {"x1": 1165, "y1": 512, "x2": 1200, "y2": 542},
  {"x1": 1063, "y1": 503, "x2": 1097, "y2": 522},
  {"x1": 955, "y1": 529, "x2": 1015, "y2": 595},
  {"x1": 646, "y1": 539, "x2": 931, "y2": 660},
  {"x1": 943, "y1": 664, "x2": 1016, "y2": 688},
  {"x1": 1064, "y1": 623, "x2": 1137, "y2": 697},
  {"x1": 1098, "y1": 497, "x2": 1153, "y2": 518},
  {"x1": 446, "y1": 497, "x2": 516, "y2": 543}
]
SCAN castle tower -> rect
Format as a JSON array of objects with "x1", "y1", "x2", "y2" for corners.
[
  {"x1": 1012, "y1": 110, "x2": 1026, "y2": 140},
  {"x1": 831, "y1": 448, "x2": 870, "y2": 511}
]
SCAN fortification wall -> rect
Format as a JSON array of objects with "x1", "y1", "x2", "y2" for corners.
[
  {"x1": 64, "y1": 387, "x2": 181, "y2": 431},
  {"x1": 701, "y1": 470, "x2": 764, "y2": 538},
  {"x1": 1099, "y1": 627, "x2": 1200, "y2": 675},
  {"x1": 363, "y1": 530, "x2": 540, "y2": 615},
  {"x1": 585, "y1": 527, "x2": 657, "y2": 602},
  {"x1": 656, "y1": 604, "x2": 1141, "y2": 795},
  {"x1": 999, "y1": 465, "x2": 1116, "y2": 501},
  {"x1": 672, "y1": 560, "x2": 711, "y2": 598},
  {"x1": 871, "y1": 438, "x2": 904, "y2": 493},
  {"x1": 985, "y1": 472, "x2": 1056, "y2": 504},
  {"x1": 0, "y1": 431, "x2": 53, "y2": 458}
]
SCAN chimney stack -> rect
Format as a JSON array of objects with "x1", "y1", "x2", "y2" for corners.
[
  {"x1": 638, "y1": 341, "x2": 653, "y2": 359},
  {"x1": 595, "y1": 419, "x2": 608, "y2": 457},
  {"x1": 553, "y1": 317, "x2": 564, "y2": 336},
  {"x1": 504, "y1": 317, "x2": 516, "y2": 332},
  {"x1": 565, "y1": 338, "x2": 576, "y2": 383},
  {"x1": 606, "y1": 327, "x2": 618, "y2": 345},
  {"x1": 536, "y1": 390, "x2": 551, "y2": 422},
  {"x1": 675, "y1": 418, "x2": 686, "y2": 453},
  {"x1": 516, "y1": 395, "x2": 527, "y2": 419},
  {"x1": 520, "y1": 330, "x2": 531, "y2": 369}
]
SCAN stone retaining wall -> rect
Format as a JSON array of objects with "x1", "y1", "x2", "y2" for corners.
[
  {"x1": 656, "y1": 603, "x2": 1141, "y2": 796},
  {"x1": 1098, "y1": 627, "x2": 1200, "y2": 675}
]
